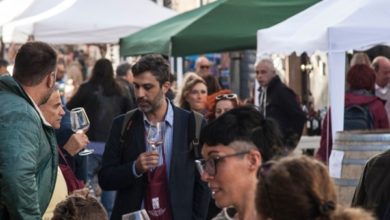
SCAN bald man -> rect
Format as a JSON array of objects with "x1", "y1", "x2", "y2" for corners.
[{"x1": 373, "y1": 56, "x2": 390, "y2": 122}]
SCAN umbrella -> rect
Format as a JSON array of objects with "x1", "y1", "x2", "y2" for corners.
[{"x1": 120, "y1": 0, "x2": 319, "y2": 57}]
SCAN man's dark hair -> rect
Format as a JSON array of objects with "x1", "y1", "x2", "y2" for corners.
[
  {"x1": 116, "y1": 63, "x2": 131, "y2": 77},
  {"x1": 13, "y1": 41, "x2": 57, "y2": 86},
  {"x1": 131, "y1": 54, "x2": 170, "y2": 86},
  {"x1": 200, "y1": 106, "x2": 284, "y2": 162},
  {"x1": 0, "y1": 59, "x2": 9, "y2": 67}
]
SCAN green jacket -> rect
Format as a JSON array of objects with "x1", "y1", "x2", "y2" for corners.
[{"x1": 0, "y1": 75, "x2": 58, "y2": 219}]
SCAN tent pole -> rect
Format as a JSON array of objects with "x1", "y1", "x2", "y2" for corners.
[
  {"x1": 176, "y1": 57, "x2": 183, "y2": 86},
  {"x1": 327, "y1": 51, "x2": 346, "y2": 142}
]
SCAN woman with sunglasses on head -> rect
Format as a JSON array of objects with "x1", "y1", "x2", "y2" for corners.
[
  {"x1": 214, "y1": 93, "x2": 240, "y2": 118},
  {"x1": 197, "y1": 106, "x2": 285, "y2": 220},
  {"x1": 256, "y1": 155, "x2": 375, "y2": 220}
]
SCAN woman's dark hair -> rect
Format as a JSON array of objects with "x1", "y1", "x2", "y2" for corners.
[
  {"x1": 200, "y1": 105, "x2": 284, "y2": 162},
  {"x1": 90, "y1": 58, "x2": 122, "y2": 96},
  {"x1": 202, "y1": 74, "x2": 221, "y2": 94}
]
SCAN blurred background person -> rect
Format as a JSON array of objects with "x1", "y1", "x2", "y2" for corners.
[
  {"x1": 166, "y1": 73, "x2": 177, "y2": 101},
  {"x1": 115, "y1": 62, "x2": 136, "y2": 109},
  {"x1": 0, "y1": 59, "x2": 9, "y2": 76},
  {"x1": 66, "y1": 58, "x2": 132, "y2": 217},
  {"x1": 203, "y1": 74, "x2": 222, "y2": 95},
  {"x1": 198, "y1": 106, "x2": 284, "y2": 220},
  {"x1": 255, "y1": 58, "x2": 306, "y2": 149},
  {"x1": 373, "y1": 56, "x2": 390, "y2": 123},
  {"x1": 196, "y1": 56, "x2": 213, "y2": 78},
  {"x1": 175, "y1": 72, "x2": 208, "y2": 115},
  {"x1": 195, "y1": 56, "x2": 222, "y2": 94},
  {"x1": 65, "y1": 61, "x2": 84, "y2": 102},
  {"x1": 350, "y1": 52, "x2": 371, "y2": 67},
  {"x1": 256, "y1": 155, "x2": 375, "y2": 220},
  {"x1": 316, "y1": 64, "x2": 389, "y2": 163}
]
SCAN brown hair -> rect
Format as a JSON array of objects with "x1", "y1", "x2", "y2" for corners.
[
  {"x1": 256, "y1": 156, "x2": 374, "y2": 220},
  {"x1": 175, "y1": 72, "x2": 207, "y2": 110},
  {"x1": 52, "y1": 195, "x2": 108, "y2": 220}
]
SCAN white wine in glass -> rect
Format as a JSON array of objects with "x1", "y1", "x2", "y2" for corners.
[
  {"x1": 70, "y1": 107, "x2": 94, "y2": 156},
  {"x1": 146, "y1": 122, "x2": 164, "y2": 152}
]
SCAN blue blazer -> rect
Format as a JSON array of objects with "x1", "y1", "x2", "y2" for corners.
[{"x1": 99, "y1": 106, "x2": 210, "y2": 220}]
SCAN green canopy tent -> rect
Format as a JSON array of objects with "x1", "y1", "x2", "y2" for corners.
[{"x1": 120, "y1": 0, "x2": 320, "y2": 57}]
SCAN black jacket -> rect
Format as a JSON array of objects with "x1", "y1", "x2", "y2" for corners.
[
  {"x1": 264, "y1": 76, "x2": 306, "y2": 149},
  {"x1": 352, "y1": 150, "x2": 390, "y2": 220},
  {"x1": 98, "y1": 106, "x2": 210, "y2": 220}
]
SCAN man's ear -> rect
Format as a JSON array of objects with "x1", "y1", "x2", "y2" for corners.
[
  {"x1": 46, "y1": 72, "x2": 55, "y2": 89},
  {"x1": 162, "y1": 81, "x2": 171, "y2": 94},
  {"x1": 248, "y1": 150, "x2": 262, "y2": 171}
]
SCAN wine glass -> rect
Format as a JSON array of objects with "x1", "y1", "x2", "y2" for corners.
[
  {"x1": 122, "y1": 209, "x2": 150, "y2": 220},
  {"x1": 70, "y1": 107, "x2": 94, "y2": 156},
  {"x1": 146, "y1": 122, "x2": 164, "y2": 153}
]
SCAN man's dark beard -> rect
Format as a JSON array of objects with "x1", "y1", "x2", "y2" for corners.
[{"x1": 40, "y1": 87, "x2": 54, "y2": 105}]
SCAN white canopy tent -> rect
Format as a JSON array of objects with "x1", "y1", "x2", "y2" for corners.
[
  {"x1": 3, "y1": 0, "x2": 176, "y2": 44},
  {"x1": 1, "y1": 0, "x2": 71, "y2": 41},
  {"x1": 256, "y1": 0, "x2": 390, "y2": 141},
  {"x1": 0, "y1": 0, "x2": 34, "y2": 27}
]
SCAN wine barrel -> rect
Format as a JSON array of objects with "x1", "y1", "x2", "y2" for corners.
[{"x1": 332, "y1": 130, "x2": 390, "y2": 205}]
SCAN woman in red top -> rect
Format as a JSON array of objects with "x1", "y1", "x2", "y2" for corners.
[{"x1": 316, "y1": 64, "x2": 389, "y2": 163}]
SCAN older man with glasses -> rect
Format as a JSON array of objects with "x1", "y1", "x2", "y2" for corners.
[
  {"x1": 195, "y1": 56, "x2": 222, "y2": 95},
  {"x1": 196, "y1": 106, "x2": 285, "y2": 220}
]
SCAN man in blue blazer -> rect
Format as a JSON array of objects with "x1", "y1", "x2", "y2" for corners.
[{"x1": 99, "y1": 54, "x2": 210, "y2": 220}]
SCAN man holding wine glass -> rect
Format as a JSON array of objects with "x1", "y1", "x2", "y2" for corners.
[
  {"x1": 0, "y1": 42, "x2": 59, "y2": 219},
  {"x1": 99, "y1": 54, "x2": 210, "y2": 220}
]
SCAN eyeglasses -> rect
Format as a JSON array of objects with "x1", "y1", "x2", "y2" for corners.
[
  {"x1": 215, "y1": 93, "x2": 238, "y2": 101},
  {"x1": 200, "y1": 65, "x2": 210, "y2": 69},
  {"x1": 195, "y1": 151, "x2": 249, "y2": 177}
]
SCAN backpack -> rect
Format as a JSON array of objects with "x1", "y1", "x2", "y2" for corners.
[
  {"x1": 344, "y1": 104, "x2": 374, "y2": 130},
  {"x1": 120, "y1": 109, "x2": 204, "y2": 159}
]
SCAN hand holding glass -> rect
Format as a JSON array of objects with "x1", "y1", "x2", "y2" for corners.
[
  {"x1": 122, "y1": 209, "x2": 150, "y2": 220},
  {"x1": 146, "y1": 122, "x2": 164, "y2": 153},
  {"x1": 70, "y1": 107, "x2": 94, "y2": 156}
]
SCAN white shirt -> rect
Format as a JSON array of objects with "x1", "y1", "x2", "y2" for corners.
[{"x1": 375, "y1": 83, "x2": 390, "y2": 123}]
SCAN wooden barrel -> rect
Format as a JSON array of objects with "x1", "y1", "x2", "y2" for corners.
[{"x1": 332, "y1": 130, "x2": 390, "y2": 205}]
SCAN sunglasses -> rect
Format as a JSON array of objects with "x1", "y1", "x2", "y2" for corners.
[
  {"x1": 200, "y1": 65, "x2": 210, "y2": 69},
  {"x1": 195, "y1": 151, "x2": 249, "y2": 177},
  {"x1": 215, "y1": 93, "x2": 238, "y2": 101}
]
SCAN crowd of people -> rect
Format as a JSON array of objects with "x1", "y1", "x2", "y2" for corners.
[{"x1": 0, "y1": 41, "x2": 389, "y2": 220}]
